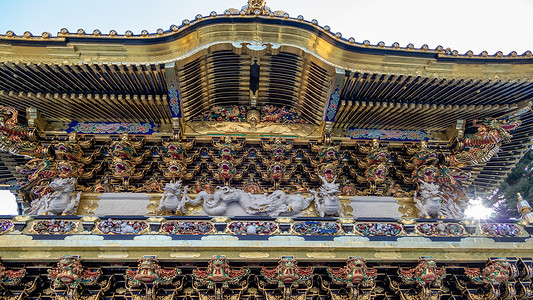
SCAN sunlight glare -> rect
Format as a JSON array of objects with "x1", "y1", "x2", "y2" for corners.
[{"x1": 464, "y1": 198, "x2": 493, "y2": 219}]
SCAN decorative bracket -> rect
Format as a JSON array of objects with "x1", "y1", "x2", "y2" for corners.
[{"x1": 164, "y1": 62, "x2": 183, "y2": 134}]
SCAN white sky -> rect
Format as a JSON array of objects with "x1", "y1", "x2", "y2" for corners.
[
  {"x1": 0, "y1": 0, "x2": 531, "y2": 215},
  {"x1": 0, "y1": 191, "x2": 17, "y2": 215},
  {"x1": 0, "y1": 0, "x2": 531, "y2": 54}
]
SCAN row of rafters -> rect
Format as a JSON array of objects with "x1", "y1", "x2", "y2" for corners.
[
  {"x1": 0, "y1": 62, "x2": 167, "y2": 95},
  {"x1": 0, "y1": 91, "x2": 171, "y2": 123}
]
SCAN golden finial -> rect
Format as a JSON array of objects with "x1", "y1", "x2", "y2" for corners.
[
  {"x1": 248, "y1": 0, "x2": 266, "y2": 9},
  {"x1": 517, "y1": 193, "x2": 533, "y2": 225},
  {"x1": 243, "y1": 0, "x2": 269, "y2": 14}
]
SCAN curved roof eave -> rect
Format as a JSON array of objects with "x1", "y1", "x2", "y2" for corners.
[{"x1": 1, "y1": 15, "x2": 532, "y2": 81}]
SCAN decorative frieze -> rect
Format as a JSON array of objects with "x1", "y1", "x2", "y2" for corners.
[
  {"x1": 354, "y1": 222, "x2": 404, "y2": 236},
  {"x1": 0, "y1": 255, "x2": 530, "y2": 300},
  {"x1": 160, "y1": 221, "x2": 215, "y2": 235}
]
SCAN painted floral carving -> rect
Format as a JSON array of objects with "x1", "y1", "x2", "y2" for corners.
[
  {"x1": 136, "y1": 177, "x2": 164, "y2": 193},
  {"x1": 194, "y1": 173, "x2": 215, "y2": 194},
  {"x1": 0, "y1": 220, "x2": 13, "y2": 234},
  {"x1": 193, "y1": 105, "x2": 247, "y2": 122},
  {"x1": 415, "y1": 222, "x2": 465, "y2": 237},
  {"x1": 96, "y1": 219, "x2": 149, "y2": 234},
  {"x1": 227, "y1": 221, "x2": 279, "y2": 235},
  {"x1": 31, "y1": 219, "x2": 77, "y2": 234},
  {"x1": 91, "y1": 175, "x2": 115, "y2": 193},
  {"x1": 354, "y1": 223, "x2": 403, "y2": 236},
  {"x1": 69, "y1": 122, "x2": 154, "y2": 134},
  {"x1": 480, "y1": 223, "x2": 520, "y2": 237},
  {"x1": 242, "y1": 177, "x2": 265, "y2": 194},
  {"x1": 260, "y1": 105, "x2": 304, "y2": 123},
  {"x1": 339, "y1": 177, "x2": 358, "y2": 196},
  {"x1": 345, "y1": 128, "x2": 430, "y2": 141},
  {"x1": 160, "y1": 221, "x2": 214, "y2": 235},
  {"x1": 291, "y1": 221, "x2": 342, "y2": 235}
]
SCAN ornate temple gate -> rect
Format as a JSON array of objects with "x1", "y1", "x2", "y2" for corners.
[{"x1": 1, "y1": 1, "x2": 533, "y2": 299}]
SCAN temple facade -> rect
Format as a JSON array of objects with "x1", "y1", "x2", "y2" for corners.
[{"x1": 0, "y1": 1, "x2": 533, "y2": 299}]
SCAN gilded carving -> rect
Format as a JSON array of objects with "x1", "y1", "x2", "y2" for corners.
[
  {"x1": 325, "y1": 256, "x2": 377, "y2": 300},
  {"x1": 125, "y1": 255, "x2": 182, "y2": 300},
  {"x1": 47, "y1": 255, "x2": 103, "y2": 300},
  {"x1": 352, "y1": 139, "x2": 391, "y2": 193},
  {"x1": 259, "y1": 256, "x2": 313, "y2": 300},
  {"x1": 192, "y1": 255, "x2": 250, "y2": 300},
  {"x1": 0, "y1": 106, "x2": 42, "y2": 157},
  {"x1": 390, "y1": 257, "x2": 446, "y2": 300},
  {"x1": 261, "y1": 137, "x2": 295, "y2": 190},
  {"x1": 159, "y1": 139, "x2": 199, "y2": 181},
  {"x1": 450, "y1": 117, "x2": 521, "y2": 167},
  {"x1": 0, "y1": 259, "x2": 26, "y2": 286},
  {"x1": 207, "y1": 136, "x2": 247, "y2": 186},
  {"x1": 109, "y1": 133, "x2": 152, "y2": 191},
  {"x1": 306, "y1": 142, "x2": 341, "y2": 183}
]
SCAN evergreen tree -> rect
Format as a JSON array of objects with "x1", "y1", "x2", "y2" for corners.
[{"x1": 488, "y1": 149, "x2": 533, "y2": 218}]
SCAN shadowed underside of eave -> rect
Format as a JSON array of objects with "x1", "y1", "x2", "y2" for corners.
[
  {"x1": 335, "y1": 70, "x2": 533, "y2": 130},
  {"x1": 0, "y1": 61, "x2": 171, "y2": 123},
  {"x1": 179, "y1": 49, "x2": 330, "y2": 124}
]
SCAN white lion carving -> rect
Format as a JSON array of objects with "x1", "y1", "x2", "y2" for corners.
[
  {"x1": 310, "y1": 175, "x2": 342, "y2": 217},
  {"x1": 28, "y1": 178, "x2": 81, "y2": 215},
  {"x1": 158, "y1": 181, "x2": 195, "y2": 214},
  {"x1": 414, "y1": 182, "x2": 442, "y2": 218},
  {"x1": 414, "y1": 181, "x2": 461, "y2": 219}
]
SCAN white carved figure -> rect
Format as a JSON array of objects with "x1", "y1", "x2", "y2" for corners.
[
  {"x1": 194, "y1": 186, "x2": 314, "y2": 217},
  {"x1": 119, "y1": 221, "x2": 135, "y2": 234},
  {"x1": 311, "y1": 175, "x2": 342, "y2": 217},
  {"x1": 440, "y1": 190, "x2": 463, "y2": 219},
  {"x1": 158, "y1": 181, "x2": 194, "y2": 214},
  {"x1": 414, "y1": 182, "x2": 442, "y2": 218},
  {"x1": 414, "y1": 181, "x2": 462, "y2": 219},
  {"x1": 28, "y1": 177, "x2": 81, "y2": 215}
]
